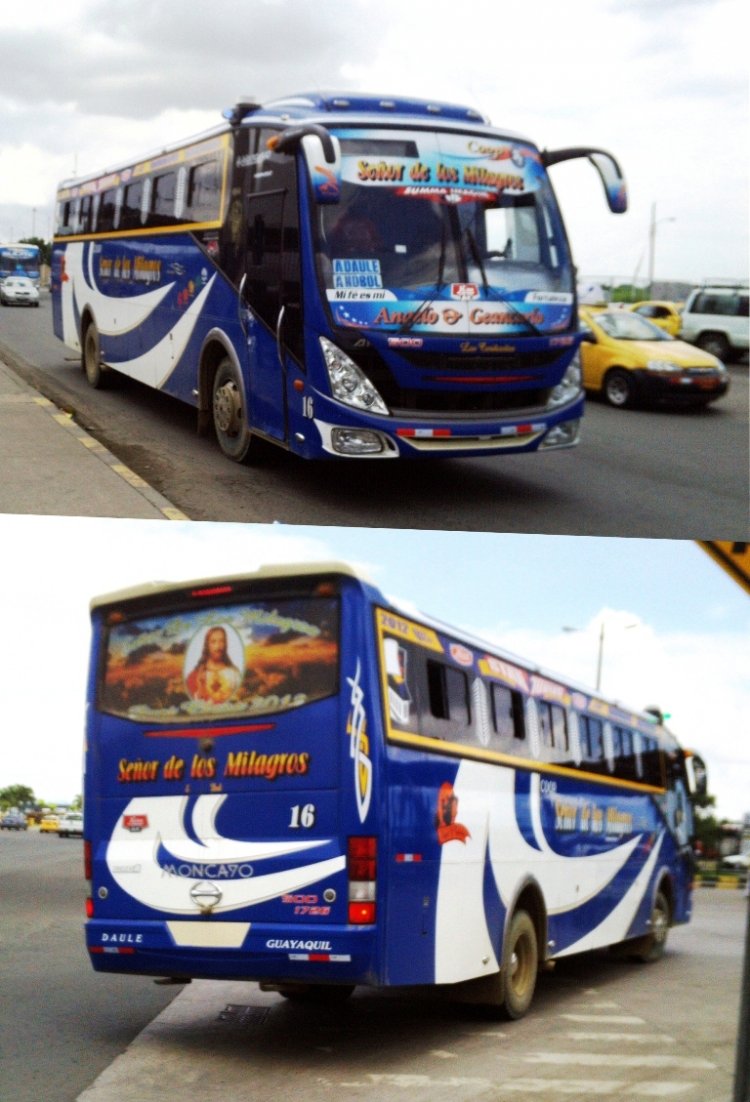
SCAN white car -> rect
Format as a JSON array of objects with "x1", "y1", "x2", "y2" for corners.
[
  {"x1": 58, "y1": 811, "x2": 83, "y2": 838},
  {"x1": 0, "y1": 276, "x2": 40, "y2": 307},
  {"x1": 722, "y1": 853, "x2": 750, "y2": 869},
  {"x1": 680, "y1": 284, "x2": 749, "y2": 362}
]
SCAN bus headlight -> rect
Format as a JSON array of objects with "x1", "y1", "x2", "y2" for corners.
[
  {"x1": 319, "y1": 337, "x2": 389, "y2": 416},
  {"x1": 547, "y1": 353, "x2": 582, "y2": 409}
]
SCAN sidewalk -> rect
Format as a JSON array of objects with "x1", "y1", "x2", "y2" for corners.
[{"x1": 0, "y1": 359, "x2": 188, "y2": 520}]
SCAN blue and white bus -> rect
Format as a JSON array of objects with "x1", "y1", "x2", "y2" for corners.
[
  {"x1": 0, "y1": 242, "x2": 41, "y2": 288},
  {"x1": 52, "y1": 92, "x2": 627, "y2": 463},
  {"x1": 83, "y1": 563, "x2": 702, "y2": 1017}
]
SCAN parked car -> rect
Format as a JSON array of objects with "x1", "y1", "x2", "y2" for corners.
[
  {"x1": 722, "y1": 853, "x2": 750, "y2": 869},
  {"x1": 58, "y1": 811, "x2": 83, "y2": 838},
  {"x1": 579, "y1": 307, "x2": 730, "y2": 409},
  {"x1": 679, "y1": 284, "x2": 749, "y2": 361},
  {"x1": 627, "y1": 300, "x2": 682, "y2": 337},
  {"x1": 1, "y1": 810, "x2": 29, "y2": 830},
  {"x1": 0, "y1": 276, "x2": 40, "y2": 307},
  {"x1": 39, "y1": 813, "x2": 60, "y2": 834}
]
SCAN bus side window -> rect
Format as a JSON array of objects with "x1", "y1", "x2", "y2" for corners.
[
  {"x1": 617, "y1": 726, "x2": 638, "y2": 781},
  {"x1": 121, "y1": 181, "x2": 144, "y2": 230},
  {"x1": 98, "y1": 189, "x2": 118, "y2": 233},
  {"x1": 642, "y1": 736, "x2": 663, "y2": 787},
  {"x1": 538, "y1": 702, "x2": 554, "y2": 753},
  {"x1": 425, "y1": 660, "x2": 471, "y2": 739},
  {"x1": 149, "y1": 170, "x2": 178, "y2": 226},
  {"x1": 491, "y1": 683, "x2": 527, "y2": 753},
  {"x1": 79, "y1": 195, "x2": 92, "y2": 234},
  {"x1": 582, "y1": 715, "x2": 605, "y2": 772},
  {"x1": 551, "y1": 704, "x2": 568, "y2": 754},
  {"x1": 185, "y1": 158, "x2": 221, "y2": 222}
]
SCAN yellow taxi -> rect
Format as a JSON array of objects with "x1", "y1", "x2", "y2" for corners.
[
  {"x1": 626, "y1": 300, "x2": 682, "y2": 337},
  {"x1": 579, "y1": 307, "x2": 729, "y2": 409},
  {"x1": 39, "y1": 813, "x2": 60, "y2": 833}
]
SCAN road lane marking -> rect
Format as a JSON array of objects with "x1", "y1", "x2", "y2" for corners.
[
  {"x1": 566, "y1": 1031, "x2": 676, "y2": 1044},
  {"x1": 526, "y1": 1052, "x2": 716, "y2": 1069}
]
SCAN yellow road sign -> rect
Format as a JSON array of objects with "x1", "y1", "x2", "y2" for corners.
[{"x1": 698, "y1": 541, "x2": 750, "y2": 595}]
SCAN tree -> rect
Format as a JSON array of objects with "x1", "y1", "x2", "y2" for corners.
[{"x1": 0, "y1": 784, "x2": 35, "y2": 810}]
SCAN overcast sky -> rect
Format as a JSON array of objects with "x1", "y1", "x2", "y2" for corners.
[
  {"x1": 0, "y1": 0, "x2": 747, "y2": 284},
  {"x1": 0, "y1": 514, "x2": 746, "y2": 823}
]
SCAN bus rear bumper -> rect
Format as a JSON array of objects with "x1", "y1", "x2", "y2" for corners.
[{"x1": 85, "y1": 918, "x2": 378, "y2": 984}]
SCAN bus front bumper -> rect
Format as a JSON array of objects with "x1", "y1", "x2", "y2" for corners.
[{"x1": 301, "y1": 394, "x2": 584, "y2": 459}]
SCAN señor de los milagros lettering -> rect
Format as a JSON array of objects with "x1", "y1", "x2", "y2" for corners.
[{"x1": 117, "y1": 750, "x2": 310, "y2": 784}]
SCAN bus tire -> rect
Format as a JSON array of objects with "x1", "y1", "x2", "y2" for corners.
[
  {"x1": 82, "y1": 318, "x2": 109, "y2": 389},
  {"x1": 212, "y1": 357, "x2": 253, "y2": 462},
  {"x1": 603, "y1": 368, "x2": 634, "y2": 409},
  {"x1": 629, "y1": 888, "x2": 670, "y2": 963},
  {"x1": 502, "y1": 909, "x2": 538, "y2": 1020}
]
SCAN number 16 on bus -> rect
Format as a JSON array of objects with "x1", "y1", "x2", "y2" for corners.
[{"x1": 52, "y1": 92, "x2": 626, "y2": 463}]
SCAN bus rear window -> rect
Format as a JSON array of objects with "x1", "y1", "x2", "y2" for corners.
[{"x1": 98, "y1": 596, "x2": 339, "y2": 722}]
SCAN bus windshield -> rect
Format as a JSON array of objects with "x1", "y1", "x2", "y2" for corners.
[
  {"x1": 313, "y1": 129, "x2": 573, "y2": 336},
  {"x1": 99, "y1": 596, "x2": 339, "y2": 722}
]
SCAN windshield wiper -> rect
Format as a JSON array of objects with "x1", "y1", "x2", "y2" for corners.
[
  {"x1": 397, "y1": 217, "x2": 449, "y2": 334},
  {"x1": 462, "y1": 226, "x2": 542, "y2": 337}
]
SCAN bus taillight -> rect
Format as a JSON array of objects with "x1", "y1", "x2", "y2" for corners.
[
  {"x1": 348, "y1": 836, "x2": 376, "y2": 924},
  {"x1": 84, "y1": 839, "x2": 92, "y2": 882}
]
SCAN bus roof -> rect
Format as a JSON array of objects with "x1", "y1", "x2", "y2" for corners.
[
  {"x1": 56, "y1": 92, "x2": 529, "y2": 192},
  {"x1": 90, "y1": 561, "x2": 676, "y2": 743},
  {"x1": 88, "y1": 560, "x2": 370, "y2": 610}
]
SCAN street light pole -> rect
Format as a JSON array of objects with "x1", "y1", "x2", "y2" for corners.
[
  {"x1": 595, "y1": 620, "x2": 605, "y2": 692},
  {"x1": 647, "y1": 202, "x2": 676, "y2": 299},
  {"x1": 565, "y1": 619, "x2": 638, "y2": 694}
]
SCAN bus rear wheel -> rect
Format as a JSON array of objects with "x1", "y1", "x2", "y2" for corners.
[
  {"x1": 212, "y1": 358, "x2": 253, "y2": 462},
  {"x1": 502, "y1": 909, "x2": 538, "y2": 1020},
  {"x1": 630, "y1": 889, "x2": 670, "y2": 963},
  {"x1": 82, "y1": 319, "x2": 109, "y2": 389}
]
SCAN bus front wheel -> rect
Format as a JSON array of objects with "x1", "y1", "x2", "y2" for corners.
[
  {"x1": 502, "y1": 909, "x2": 538, "y2": 1020},
  {"x1": 212, "y1": 358, "x2": 253, "y2": 463}
]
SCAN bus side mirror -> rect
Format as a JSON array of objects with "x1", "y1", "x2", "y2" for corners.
[
  {"x1": 687, "y1": 752, "x2": 708, "y2": 799},
  {"x1": 269, "y1": 124, "x2": 342, "y2": 204},
  {"x1": 542, "y1": 146, "x2": 628, "y2": 214},
  {"x1": 301, "y1": 132, "x2": 342, "y2": 204}
]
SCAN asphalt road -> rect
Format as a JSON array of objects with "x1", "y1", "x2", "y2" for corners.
[
  {"x1": 0, "y1": 830, "x2": 183, "y2": 1102},
  {"x1": 0, "y1": 297, "x2": 747, "y2": 538},
  {"x1": 2, "y1": 830, "x2": 743, "y2": 1102}
]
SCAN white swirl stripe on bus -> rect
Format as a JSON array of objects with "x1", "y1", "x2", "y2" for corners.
[
  {"x1": 433, "y1": 763, "x2": 642, "y2": 984},
  {"x1": 106, "y1": 795, "x2": 346, "y2": 914},
  {"x1": 112, "y1": 274, "x2": 216, "y2": 389},
  {"x1": 62, "y1": 242, "x2": 216, "y2": 389},
  {"x1": 61, "y1": 243, "x2": 174, "y2": 348}
]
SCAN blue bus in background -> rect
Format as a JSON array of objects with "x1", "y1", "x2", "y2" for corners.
[
  {"x1": 83, "y1": 563, "x2": 702, "y2": 1018},
  {"x1": 52, "y1": 92, "x2": 626, "y2": 463},
  {"x1": 0, "y1": 242, "x2": 41, "y2": 288}
]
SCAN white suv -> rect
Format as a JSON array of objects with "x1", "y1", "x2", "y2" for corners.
[
  {"x1": 58, "y1": 811, "x2": 83, "y2": 838},
  {"x1": 680, "y1": 285, "x2": 749, "y2": 362}
]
